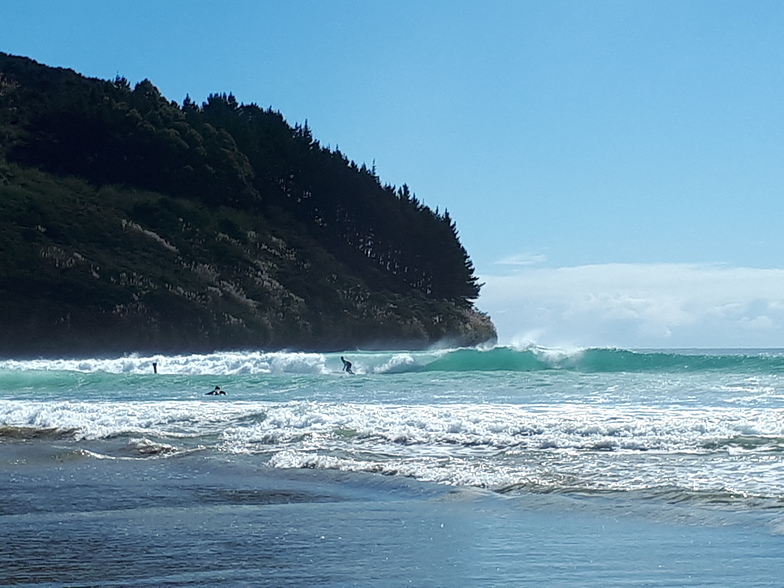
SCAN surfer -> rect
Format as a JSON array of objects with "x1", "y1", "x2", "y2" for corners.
[
  {"x1": 340, "y1": 356, "x2": 354, "y2": 374},
  {"x1": 152, "y1": 362, "x2": 157, "y2": 374},
  {"x1": 206, "y1": 386, "x2": 226, "y2": 396}
]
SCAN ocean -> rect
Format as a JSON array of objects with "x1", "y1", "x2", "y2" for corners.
[{"x1": 2, "y1": 346, "x2": 784, "y2": 586}]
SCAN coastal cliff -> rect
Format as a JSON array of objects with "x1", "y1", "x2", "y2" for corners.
[{"x1": 0, "y1": 53, "x2": 496, "y2": 357}]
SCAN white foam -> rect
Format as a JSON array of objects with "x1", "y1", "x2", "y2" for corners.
[
  {"x1": 0, "y1": 351, "x2": 330, "y2": 376},
  {"x1": 372, "y1": 353, "x2": 418, "y2": 374},
  {"x1": 4, "y1": 394, "x2": 784, "y2": 497},
  {"x1": 216, "y1": 402, "x2": 784, "y2": 454},
  {"x1": 0, "y1": 400, "x2": 267, "y2": 440},
  {"x1": 4, "y1": 399, "x2": 782, "y2": 451}
]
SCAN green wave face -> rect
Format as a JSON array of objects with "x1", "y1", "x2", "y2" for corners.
[
  {"x1": 422, "y1": 347, "x2": 784, "y2": 373},
  {"x1": 2, "y1": 347, "x2": 784, "y2": 380}
]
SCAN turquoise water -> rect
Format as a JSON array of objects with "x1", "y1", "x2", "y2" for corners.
[{"x1": 2, "y1": 346, "x2": 784, "y2": 586}]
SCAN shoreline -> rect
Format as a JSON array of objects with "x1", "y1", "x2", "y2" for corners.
[{"x1": 3, "y1": 454, "x2": 784, "y2": 586}]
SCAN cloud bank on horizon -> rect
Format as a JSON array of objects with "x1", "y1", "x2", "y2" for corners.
[{"x1": 479, "y1": 261, "x2": 784, "y2": 349}]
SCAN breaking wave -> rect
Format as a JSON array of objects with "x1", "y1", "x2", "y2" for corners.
[{"x1": 2, "y1": 346, "x2": 783, "y2": 376}]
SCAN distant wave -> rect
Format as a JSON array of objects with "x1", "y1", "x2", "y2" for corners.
[
  {"x1": 420, "y1": 346, "x2": 784, "y2": 374},
  {"x1": 0, "y1": 351, "x2": 331, "y2": 376},
  {"x1": 2, "y1": 346, "x2": 784, "y2": 376}
]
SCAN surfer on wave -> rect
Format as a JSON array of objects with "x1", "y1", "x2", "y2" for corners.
[{"x1": 341, "y1": 356, "x2": 354, "y2": 374}]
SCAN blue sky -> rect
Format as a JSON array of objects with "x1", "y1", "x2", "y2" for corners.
[{"x1": 4, "y1": 1, "x2": 784, "y2": 348}]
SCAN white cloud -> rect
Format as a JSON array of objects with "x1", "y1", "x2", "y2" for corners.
[
  {"x1": 476, "y1": 263, "x2": 784, "y2": 348},
  {"x1": 494, "y1": 252, "x2": 547, "y2": 267}
]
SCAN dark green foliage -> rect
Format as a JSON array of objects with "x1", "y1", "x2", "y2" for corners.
[{"x1": 0, "y1": 53, "x2": 495, "y2": 356}]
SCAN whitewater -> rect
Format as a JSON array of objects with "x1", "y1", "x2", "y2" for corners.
[{"x1": 3, "y1": 346, "x2": 784, "y2": 586}]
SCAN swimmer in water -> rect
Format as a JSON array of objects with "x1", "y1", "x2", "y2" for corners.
[{"x1": 206, "y1": 386, "x2": 226, "y2": 395}]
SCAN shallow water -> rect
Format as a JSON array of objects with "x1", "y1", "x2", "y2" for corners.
[{"x1": 4, "y1": 454, "x2": 783, "y2": 587}]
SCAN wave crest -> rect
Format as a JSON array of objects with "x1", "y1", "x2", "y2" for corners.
[{"x1": 2, "y1": 346, "x2": 783, "y2": 377}]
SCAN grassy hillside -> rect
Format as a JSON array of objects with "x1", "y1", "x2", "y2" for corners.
[{"x1": 0, "y1": 53, "x2": 495, "y2": 357}]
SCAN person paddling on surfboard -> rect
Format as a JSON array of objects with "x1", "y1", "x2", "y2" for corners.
[
  {"x1": 206, "y1": 386, "x2": 226, "y2": 395},
  {"x1": 340, "y1": 357, "x2": 354, "y2": 374}
]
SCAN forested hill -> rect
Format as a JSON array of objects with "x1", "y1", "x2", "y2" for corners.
[{"x1": 0, "y1": 53, "x2": 496, "y2": 357}]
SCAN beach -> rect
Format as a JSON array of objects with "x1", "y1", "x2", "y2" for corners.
[{"x1": 5, "y1": 453, "x2": 783, "y2": 587}]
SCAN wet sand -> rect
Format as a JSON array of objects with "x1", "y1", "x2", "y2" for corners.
[{"x1": 3, "y1": 454, "x2": 783, "y2": 586}]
